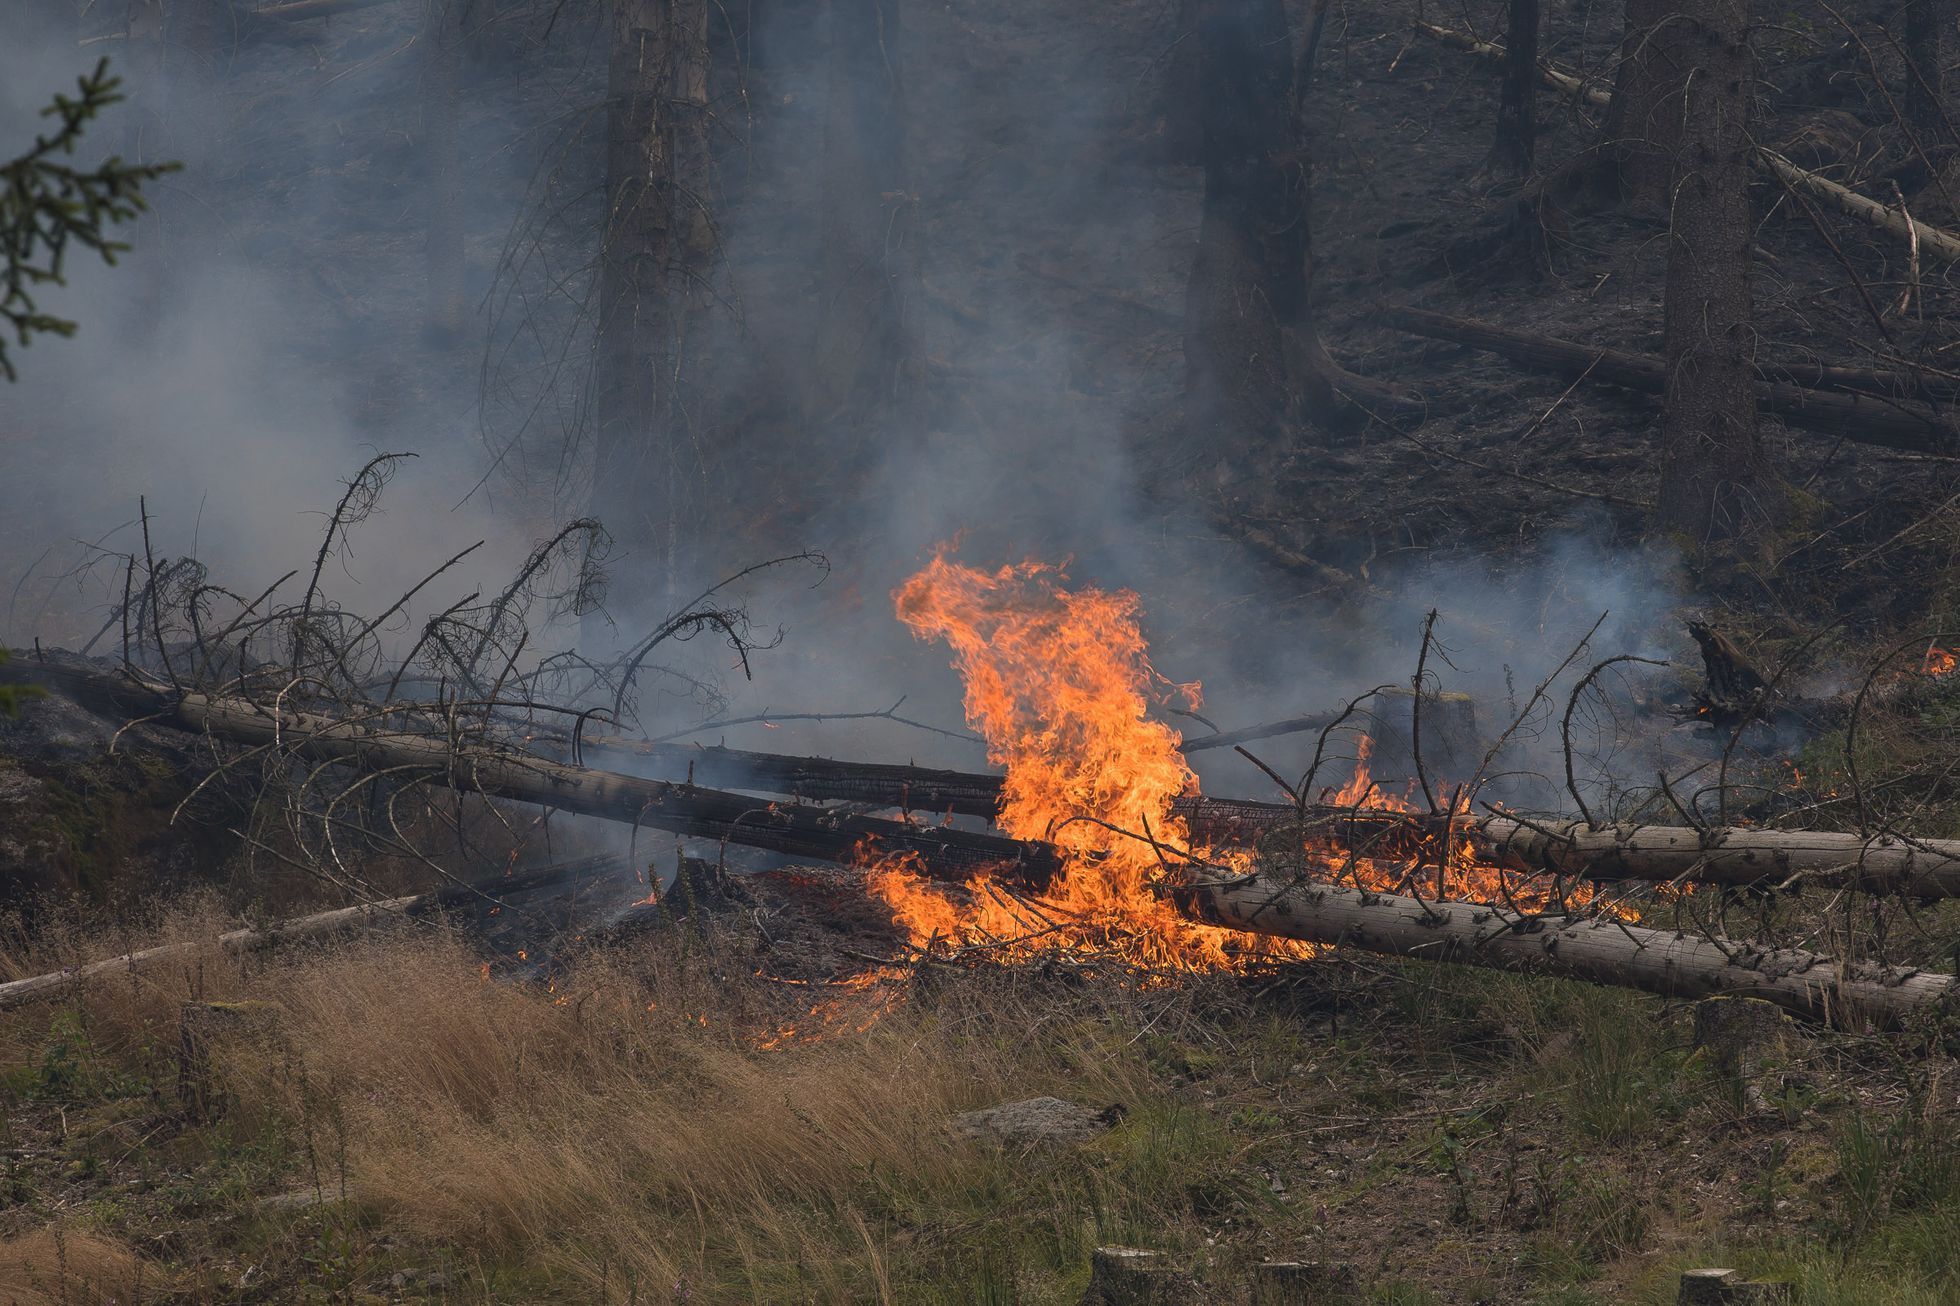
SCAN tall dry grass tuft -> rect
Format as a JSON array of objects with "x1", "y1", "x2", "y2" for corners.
[
  {"x1": 204, "y1": 927, "x2": 1146, "y2": 1300},
  {"x1": 0, "y1": 1225, "x2": 155, "y2": 1304}
]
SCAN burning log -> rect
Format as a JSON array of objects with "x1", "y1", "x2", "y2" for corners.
[
  {"x1": 585, "y1": 685, "x2": 1477, "y2": 798},
  {"x1": 1171, "y1": 873, "x2": 1955, "y2": 1026},
  {"x1": 579, "y1": 739, "x2": 1008, "y2": 817},
  {"x1": 0, "y1": 855, "x2": 614, "y2": 1012},
  {"x1": 1387, "y1": 307, "x2": 1960, "y2": 457},
  {"x1": 1, "y1": 658, "x2": 1063, "y2": 889},
  {"x1": 557, "y1": 736, "x2": 1960, "y2": 899},
  {"x1": 573, "y1": 739, "x2": 1409, "y2": 840}
]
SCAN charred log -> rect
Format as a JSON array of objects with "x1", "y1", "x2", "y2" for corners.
[
  {"x1": 1386, "y1": 307, "x2": 1960, "y2": 457},
  {"x1": 561, "y1": 738, "x2": 1424, "y2": 853}
]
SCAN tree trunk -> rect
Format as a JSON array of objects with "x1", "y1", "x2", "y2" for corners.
[
  {"x1": 1605, "y1": 0, "x2": 1679, "y2": 209},
  {"x1": 1904, "y1": 0, "x2": 1947, "y2": 142},
  {"x1": 1172, "y1": 872, "x2": 1956, "y2": 1027},
  {"x1": 811, "y1": 0, "x2": 916, "y2": 426},
  {"x1": 593, "y1": 0, "x2": 717, "y2": 615},
  {"x1": 1180, "y1": 0, "x2": 1404, "y2": 448},
  {"x1": 421, "y1": 0, "x2": 468, "y2": 344},
  {"x1": 1491, "y1": 0, "x2": 1540, "y2": 178},
  {"x1": 1652, "y1": 0, "x2": 1774, "y2": 543}
]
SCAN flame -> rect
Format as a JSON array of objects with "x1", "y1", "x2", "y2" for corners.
[
  {"x1": 1926, "y1": 647, "x2": 1957, "y2": 677},
  {"x1": 869, "y1": 553, "x2": 1308, "y2": 971},
  {"x1": 863, "y1": 549, "x2": 1620, "y2": 972}
]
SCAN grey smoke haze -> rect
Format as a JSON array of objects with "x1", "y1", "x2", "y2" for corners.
[{"x1": 0, "y1": 2, "x2": 1707, "y2": 825}]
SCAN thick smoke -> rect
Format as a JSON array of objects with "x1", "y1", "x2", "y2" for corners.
[{"x1": 0, "y1": 2, "x2": 1707, "y2": 830}]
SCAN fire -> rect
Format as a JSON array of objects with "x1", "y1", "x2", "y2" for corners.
[
  {"x1": 1926, "y1": 647, "x2": 1957, "y2": 677},
  {"x1": 870, "y1": 553, "x2": 1306, "y2": 971},
  {"x1": 862, "y1": 550, "x2": 1618, "y2": 973}
]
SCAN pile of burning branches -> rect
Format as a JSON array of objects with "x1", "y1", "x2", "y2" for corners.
[{"x1": 8, "y1": 460, "x2": 1960, "y2": 1033}]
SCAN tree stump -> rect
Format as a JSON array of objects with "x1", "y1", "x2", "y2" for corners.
[
  {"x1": 1677, "y1": 1268, "x2": 1794, "y2": 1304},
  {"x1": 1694, "y1": 996, "x2": 1797, "y2": 1114},
  {"x1": 1078, "y1": 1247, "x2": 1196, "y2": 1306},
  {"x1": 178, "y1": 999, "x2": 284, "y2": 1122}
]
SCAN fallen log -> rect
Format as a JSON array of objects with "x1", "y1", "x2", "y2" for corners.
[
  {"x1": 0, "y1": 854, "x2": 615, "y2": 1012},
  {"x1": 1387, "y1": 306, "x2": 1960, "y2": 457},
  {"x1": 555, "y1": 736, "x2": 1960, "y2": 898},
  {"x1": 569, "y1": 738, "x2": 1413, "y2": 843},
  {"x1": 0, "y1": 658, "x2": 1063, "y2": 888},
  {"x1": 1414, "y1": 20, "x2": 1960, "y2": 264},
  {"x1": 255, "y1": 0, "x2": 397, "y2": 22},
  {"x1": 577, "y1": 739, "x2": 1007, "y2": 817},
  {"x1": 1476, "y1": 817, "x2": 1960, "y2": 898},
  {"x1": 1173, "y1": 872, "x2": 1956, "y2": 1026},
  {"x1": 1416, "y1": 20, "x2": 1611, "y2": 111}
]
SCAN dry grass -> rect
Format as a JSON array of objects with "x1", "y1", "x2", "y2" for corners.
[
  {"x1": 0, "y1": 1225, "x2": 153, "y2": 1305},
  {"x1": 238, "y1": 935, "x2": 1063, "y2": 1299},
  {"x1": 7, "y1": 891, "x2": 1960, "y2": 1303},
  {"x1": 0, "y1": 904, "x2": 1198, "y2": 1302}
]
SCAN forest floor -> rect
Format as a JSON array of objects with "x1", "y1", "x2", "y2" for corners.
[
  {"x1": 3, "y1": 860, "x2": 1960, "y2": 1305},
  {"x1": 11, "y1": 0, "x2": 1960, "y2": 1302}
]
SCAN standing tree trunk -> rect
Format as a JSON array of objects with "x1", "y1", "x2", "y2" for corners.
[
  {"x1": 1180, "y1": 0, "x2": 1403, "y2": 450},
  {"x1": 1490, "y1": 0, "x2": 1540, "y2": 178},
  {"x1": 811, "y1": 0, "x2": 917, "y2": 427},
  {"x1": 1604, "y1": 0, "x2": 1678, "y2": 209},
  {"x1": 1904, "y1": 0, "x2": 1947, "y2": 142},
  {"x1": 1652, "y1": 0, "x2": 1775, "y2": 542},
  {"x1": 593, "y1": 0, "x2": 718, "y2": 616},
  {"x1": 421, "y1": 0, "x2": 469, "y2": 345}
]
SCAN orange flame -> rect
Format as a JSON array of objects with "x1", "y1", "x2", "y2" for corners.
[
  {"x1": 860, "y1": 550, "x2": 1630, "y2": 971},
  {"x1": 865, "y1": 554, "x2": 1305, "y2": 970},
  {"x1": 1926, "y1": 647, "x2": 1957, "y2": 678}
]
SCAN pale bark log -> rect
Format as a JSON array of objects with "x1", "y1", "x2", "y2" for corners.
[
  {"x1": 0, "y1": 659, "x2": 1065, "y2": 886},
  {"x1": 255, "y1": 0, "x2": 394, "y2": 20},
  {"x1": 1476, "y1": 816, "x2": 1960, "y2": 897},
  {"x1": 1173, "y1": 872, "x2": 1956, "y2": 1026},
  {"x1": 0, "y1": 856, "x2": 609, "y2": 1012},
  {"x1": 1755, "y1": 148, "x2": 1960, "y2": 263}
]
